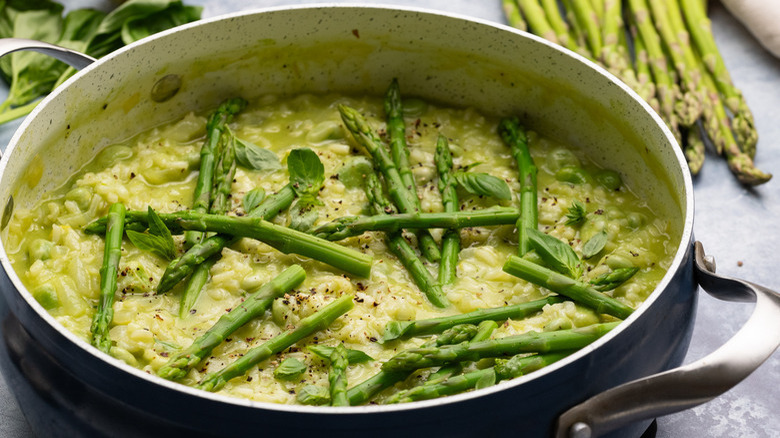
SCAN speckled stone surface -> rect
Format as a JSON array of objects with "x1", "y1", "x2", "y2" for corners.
[{"x1": 0, "y1": 1, "x2": 777, "y2": 437}]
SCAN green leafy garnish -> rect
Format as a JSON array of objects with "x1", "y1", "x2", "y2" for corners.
[
  {"x1": 338, "y1": 156, "x2": 373, "y2": 188},
  {"x1": 453, "y1": 171, "x2": 512, "y2": 200},
  {"x1": 297, "y1": 385, "x2": 330, "y2": 405},
  {"x1": 288, "y1": 148, "x2": 325, "y2": 196},
  {"x1": 273, "y1": 357, "x2": 307, "y2": 381},
  {"x1": 126, "y1": 207, "x2": 176, "y2": 259},
  {"x1": 475, "y1": 370, "x2": 497, "y2": 390},
  {"x1": 526, "y1": 228, "x2": 582, "y2": 279},
  {"x1": 565, "y1": 201, "x2": 587, "y2": 226},
  {"x1": 242, "y1": 187, "x2": 266, "y2": 212},
  {"x1": 582, "y1": 230, "x2": 608, "y2": 259},
  {"x1": 382, "y1": 321, "x2": 414, "y2": 343},
  {"x1": 234, "y1": 138, "x2": 282, "y2": 171},
  {"x1": 591, "y1": 267, "x2": 639, "y2": 291},
  {"x1": 289, "y1": 195, "x2": 320, "y2": 232},
  {"x1": 308, "y1": 345, "x2": 374, "y2": 364}
]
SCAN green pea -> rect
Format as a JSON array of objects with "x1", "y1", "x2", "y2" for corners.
[
  {"x1": 627, "y1": 212, "x2": 646, "y2": 229},
  {"x1": 32, "y1": 284, "x2": 59, "y2": 310},
  {"x1": 338, "y1": 156, "x2": 374, "y2": 188},
  {"x1": 401, "y1": 98, "x2": 427, "y2": 118},
  {"x1": 595, "y1": 169, "x2": 623, "y2": 190},
  {"x1": 556, "y1": 166, "x2": 590, "y2": 185},
  {"x1": 547, "y1": 147, "x2": 581, "y2": 170},
  {"x1": 96, "y1": 145, "x2": 133, "y2": 168},
  {"x1": 65, "y1": 187, "x2": 92, "y2": 210},
  {"x1": 28, "y1": 239, "x2": 53, "y2": 261},
  {"x1": 306, "y1": 121, "x2": 343, "y2": 144}
]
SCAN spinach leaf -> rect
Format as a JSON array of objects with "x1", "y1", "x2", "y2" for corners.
[
  {"x1": 591, "y1": 267, "x2": 639, "y2": 291},
  {"x1": 288, "y1": 148, "x2": 325, "y2": 197},
  {"x1": 453, "y1": 171, "x2": 511, "y2": 200},
  {"x1": 242, "y1": 187, "x2": 266, "y2": 212},
  {"x1": 234, "y1": 138, "x2": 281, "y2": 171},
  {"x1": 126, "y1": 207, "x2": 176, "y2": 259},
  {"x1": 308, "y1": 345, "x2": 374, "y2": 364},
  {"x1": 582, "y1": 230, "x2": 608, "y2": 259},
  {"x1": 526, "y1": 227, "x2": 582, "y2": 279}
]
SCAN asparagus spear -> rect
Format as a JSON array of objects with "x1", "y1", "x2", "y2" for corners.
[
  {"x1": 388, "y1": 351, "x2": 570, "y2": 403},
  {"x1": 498, "y1": 118, "x2": 537, "y2": 256},
  {"x1": 178, "y1": 257, "x2": 215, "y2": 317},
  {"x1": 158, "y1": 265, "x2": 306, "y2": 380},
  {"x1": 90, "y1": 202, "x2": 126, "y2": 353},
  {"x1": 540, "y1": 0, "x2": 584, "y2": 55},
  {"x1": 385, "y1": 79, "x2": 441, "y2": 262},
  {"x1": 502, "y1": 0, "x2": 528, "y2": 31},
  {"x1": 435, "y1": 135, "x2": 460, "y2": 286},
  {"x1": 503, "y1": 255, "x2": 633, "y2": 319},
  {"x1": 157, "y1": 185, "x2": 297, "y2": 294},
  {"x1": 679, "y1": 0, "x2": 757, "y2": 157},
  {"x1": 87, "y1": 209, "x2": 373, "y2": 278},
  {"x1": 382, "y1": 322, "x2": 618, "y2": 372},
  {"x1": 197, "y1": 293, "x2": 355, "y2": 392},
  {"x1": 565, "y1": 0, "x2": 603, "y2": 59},
  {"x1": 421, "y1": 320, "x2": 498, "y2": 383},
  {"x1": 382, "y1": 296, "x2": 564, "y2": 342},
  {"x1": 185, "y1": 98, "x2": 247, "y2": 248},
  {"x1": 516, "y1": 0, "x2": 560, "y2": 44},
  {"x1": 311, "y1": 207, "x2": 520, "y2": 241},
  {"x1": 328, "y1": 344, "x2": 350, "y2": 406},
  {"x1": 363, "y1": 172, "x2": 449, "y2": 308},
  {"x1": 346, "y1": 324, "x2": 479, "y2": 405}
]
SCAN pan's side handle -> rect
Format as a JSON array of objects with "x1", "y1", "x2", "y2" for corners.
[
  {"x1": 0, "y1": 38, "x2": 95, "y2": 70},
  {"x1": 555, "y1": 241, "x2": 780, "y2": 438}
]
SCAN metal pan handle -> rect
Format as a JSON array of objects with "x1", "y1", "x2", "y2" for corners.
[
  {"x1": 555, "y1": 241, "x2": 780, "y2": 438},
  {"x1": 0, "y1": 38, "x2": 95, "y2": 70}
]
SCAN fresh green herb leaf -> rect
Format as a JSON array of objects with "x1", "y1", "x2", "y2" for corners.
[
  {"x1": 297, "y1": 385, "x2": 330, "y2": 405},
  {"x1": 288, "y1": 148, "x2": 325, "y2": 197},
  {"x1": 453, "y1": 171, "x2": 511, "y2": 200},
  {"x1": 338, "y1": 156, "x2": 373, "y2": 188},
  {"x1": 582, "y1": 230, "x2": 608, "y2": 259},
  {"x1": 242, "y1": 187, "x2": 266, "y2": 212},
  {"x1": 475, "y1": 369, "x2": 497, "y2": 390},
  {"x1": 591, "y1": 267, "x2": 639, "y2": 291},
  {"x1": 288, "y1": 195, "x2": 319, "y2": 232},
  {"x1": 154, "y1": 338, "x2": 181, "y2": 351},
  {"x1": 308, "y1": 345, "x2": 374, "y2": 364},
  {"x1": 565, "y1": 201, "x2": 587, "y2": 226},
  {"x1": 126, "y1": 207, "x2": 176, "y2": 259},
  {"x1": 234, "y1": 138, "x2": 282, "y2": 171},
  {"x1": 120, "y1": 2, "x2": 202, "y2": 43},
  {"x1": 526, "y1": 228, "x2": 582, "y2": 279},
  {"x1": 273, "y1": 357, "x2": 307, "y2": 381},
  {"x1": 382, "y1": 321, "x2": 414, "y2": 343}
]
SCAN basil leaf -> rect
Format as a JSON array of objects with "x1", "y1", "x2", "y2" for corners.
[
  {"x1": 582, "y1": 230, "x2": 608, "y2": 259},
  {"x1": 454, "y1": 171, "x2": 511, "y2": 200},
  {"x1": 273, "y1": 357, "x2": 307, "y2": 381},
  {"x1": 126, "y1": 207, "x2": 175, "y2": 259},
  {"x1": 591, "y1": 267, "x2": 639, "y2": 291},
  {"x1": 565, "y1": 200, "x2": 586, "y2": 226},
  {"x1": 526, "y1": 228, "x2": 582, "y2": 279},
  {"x1": 120, "y1": 3, "x2": 202, "y2": 43},
  {"x1": 288, "y1": 196, "x2": 319, "y2": 232},
  {"x1": 297, "y1": 385, "x2": 330, "y2": 406},
  {"x1": 381, "y1": 321, "x2": 414, "y2": 343},
  {"x1": 242, "y1": 187, "x2": 266, "y2": 212},
  {"x1": 288, "y1": 148, "x2": 325, "y2": 196},
  {"x1": 338, "y1": 156, "x2": 373, "y2": 188},
  {"x1": 308, "y1": 345, "x2": 374, "y2": 364},
  {"x1": 475, "y1": 370, "x2": 497, "y2": 390},
  {"x1": 235, "y1": 138, "x2": 282, "y2": 171}
]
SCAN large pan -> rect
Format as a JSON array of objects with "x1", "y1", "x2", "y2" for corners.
[{"x1": 0, "y1": 5, "x2": 777, "y2": 438}]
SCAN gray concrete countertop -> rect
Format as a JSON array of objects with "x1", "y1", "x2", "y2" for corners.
[{"x1": 0, "y1": 1, "x2": 777, "y2": 437}]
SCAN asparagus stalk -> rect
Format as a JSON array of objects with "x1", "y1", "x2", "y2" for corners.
[
  {"x1": 684, "y1": 125, "x2": 706, "y2": 175},
  {"x1": 157, "y1": 185, "x2": 297, "y2": 294},
  {"x1": 311, "y1": 207, "x2": 520, "y2": 241},
  {"x1": 421, "y1": 320, "x2": 498, "y2": 383},
  {"x1": 346, "y1": 324, "x2": 479, "y2": 405},
  {"x1": 382, "y1": 296, "x2": 564, "y2": 342},
  {"x1": 502, "y1": 0, "x2": 528, "y2": 31},
  {"x1": 90, "y1": 203, "x2": 126, "y2": 354},
  {"x1": 197, "y1": 293, "x2": 355, "y2": 392},
  {"x1": 382, "y1": 322, "x2": 618, "y2": 372},
  {"x1": 540, "y1": 0, "x2": 584, "y2": 54},
  {"x1": 498, "y1": 118, "x2": 537, "y2": 256},
  {"x1": 184, "y1": 98, "x2": 247, "y2": 248},
  {"x1": 435, "y1": 135, "x2": 460, "y2": 286},
  {"x1": 516, "y1": 0, "x2": 560, "y2": 44},
  {"x1": 388, "y1": 351, "x2": 570, "y2": 403},
  {"x1": 363, "y1": 172, "x2": 449, "y2": 308},
  {"x1": 503, "y1": 255, "x2": 633, "y2": 319},
  {"x1": 87, "y1": 209, "x2": 373, "y2": 278},
  {"x1": 565, "y1": 0, "x2": 603, "y2": 59},
  {"x1": 385, "y1": 79, "x2": 441, "y2": 262},
  {"x1": 679, "y1": 0, "x2": 757, "y2": 157},
  {"x1": 178, "y1": 257, "x2": 215, "y2": 318},
  {"x1": 158, "y1": 265, "x2": 305, "y2": 380},
  {"x1": 328, "y1": 344, "x2": 350, "y2": 406}
]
